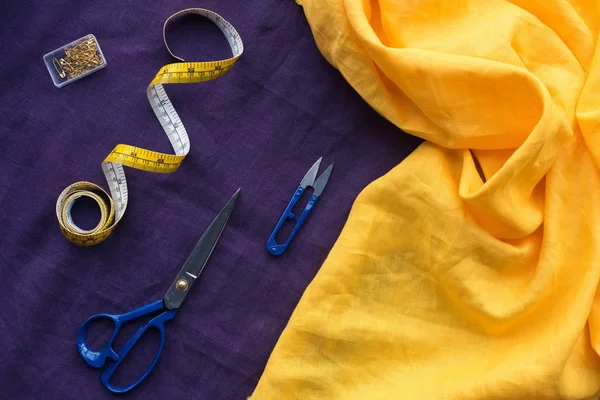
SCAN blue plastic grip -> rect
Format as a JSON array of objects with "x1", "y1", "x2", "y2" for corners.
[
  {"x1": 267, "y1": 186, "x2": 319, "y2": 256},
  {"x1": 76, "y1": 299, "x2": 176, "y2": 393},
  {"x1": 100, "y1": 309, "x2": 177, "y2": 394}
]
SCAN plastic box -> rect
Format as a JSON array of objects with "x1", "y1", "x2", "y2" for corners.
[{"x1": 43, "y1": 34, "x2": 107, "y2": 88}]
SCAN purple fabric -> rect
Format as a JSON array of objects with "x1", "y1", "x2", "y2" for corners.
[{"x1": 0, "y1": 0, "x2": 421, "y2": 398}]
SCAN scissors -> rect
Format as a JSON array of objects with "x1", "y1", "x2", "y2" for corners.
[
  {"x1": 76, "y1": 189, "x2": 240, "y2": 394},
  {"x1": 266, "y1": 157, "x2": 333, "y2": 256}
]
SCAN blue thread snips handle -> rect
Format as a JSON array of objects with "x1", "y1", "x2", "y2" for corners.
[{"x1": 267, "y1": 157, "x2": 333, "y2": 256}]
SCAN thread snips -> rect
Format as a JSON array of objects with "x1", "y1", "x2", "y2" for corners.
[{"x1": 267, "y1": 157, "x2": 333, "y2": 256}]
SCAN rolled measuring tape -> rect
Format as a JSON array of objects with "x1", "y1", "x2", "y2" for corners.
[{"x1": 56, "y1": 8, "x2": 244, "y2": 246}]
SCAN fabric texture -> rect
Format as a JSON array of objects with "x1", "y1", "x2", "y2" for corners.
[
  {"x1": 250, "y1": 1, "x2": 600, "y2": 399},
  {"x1": 0, "y1": 1, "x2": 421, "y2": 399}
]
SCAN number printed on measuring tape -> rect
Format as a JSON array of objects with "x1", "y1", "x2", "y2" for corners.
[{"x1": 55, "y1": 8, "x2": 244, "y2": 246}]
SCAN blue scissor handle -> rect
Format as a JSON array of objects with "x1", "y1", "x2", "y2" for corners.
[
  {"x1": 76, "y1": 299, "x2": 177, "y2": 394},
  {"x1": 267, "y1": 186, "x2": 319, "y2": 256},
  {"x1": 101, "y1": 309, "x2": 177, "y2": 394}
]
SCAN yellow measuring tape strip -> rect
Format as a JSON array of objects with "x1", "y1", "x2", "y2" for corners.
[{"x1": 56, "y1": 8, "x2": 244, "y2": 246}]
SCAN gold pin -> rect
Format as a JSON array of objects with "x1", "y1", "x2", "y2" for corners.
[
  {"x1": 52, "y1": 57, "x2": 66, "y2": 78},
  {"x1": 53, "y1": 36, "x2": 104, "y2": 80}
]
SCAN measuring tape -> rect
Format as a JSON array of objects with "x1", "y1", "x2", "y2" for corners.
[{"x1": 55, "y1": 8, "x2": 244, "y2": 246}]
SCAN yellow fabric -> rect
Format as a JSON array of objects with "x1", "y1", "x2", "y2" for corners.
[{"x1": 250, "y1": 1, "x2": 600, "y2": 399}]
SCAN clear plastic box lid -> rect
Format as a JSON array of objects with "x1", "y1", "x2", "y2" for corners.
[{"x1": 43, "y1": 34, "x2": 107, "y2": 88}]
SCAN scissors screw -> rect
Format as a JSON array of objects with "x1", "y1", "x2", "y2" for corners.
[{"x1": 176, "y1": 279, "x2": 188, "y2": 291}]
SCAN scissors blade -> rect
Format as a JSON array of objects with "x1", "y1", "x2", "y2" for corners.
[
  {"x1": 162, "y1": 188, "x2": 240, "y2": 310},
  {"x1": 299, "y1": 157, "x2": 322, "y2": 188},
  {"x1": 312, "y1": 163, "x2": 333, "y2": 196}
]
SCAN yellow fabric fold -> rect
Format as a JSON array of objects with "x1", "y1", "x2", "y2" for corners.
[{"x1": 251, "y1": 1, "x2": 600, "y2": 398}]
